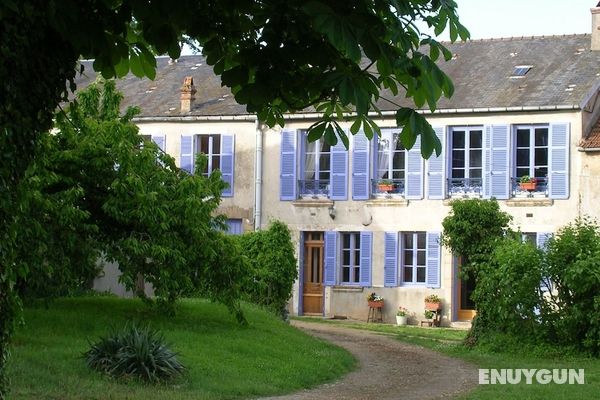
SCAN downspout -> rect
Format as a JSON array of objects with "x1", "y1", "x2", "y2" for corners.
[{"x1": 254, "y1": 118, "x2": 263, "y2": 231}]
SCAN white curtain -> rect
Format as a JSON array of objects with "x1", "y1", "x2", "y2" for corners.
[
  {"x1": 377, "y1": 132, "x2": 392, "y2": 179},
  {"x1": 304, "y1": 138, "x2": 317, "y2": 180}
]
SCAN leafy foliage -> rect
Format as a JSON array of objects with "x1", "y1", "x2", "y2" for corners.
[
  {"x1": 0, "y1": 1, "x2": 469, "y2": 395},
  {"x1": 464, "y1": 218, "x2": 600, "y2": 356},
  {"x1": 84, "y1": 323, "x2": 185, "y2": 382},
  {"x1": 236, "y1": 221, "x2": 297, "y2": 318},
  {"x1": 441, "y1": 199, "x2": 512, "y2": 278}
]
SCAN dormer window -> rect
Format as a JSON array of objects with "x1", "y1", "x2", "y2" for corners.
[{"x1": 511, "y1": 65, "x2": 532, "y2": 78}]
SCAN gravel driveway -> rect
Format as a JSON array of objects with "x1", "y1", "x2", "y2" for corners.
[{"x1": 262, "y1": 320, "x2": 478, "y2": 400}]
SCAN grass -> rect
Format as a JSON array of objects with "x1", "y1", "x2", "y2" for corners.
[
  {"x1": 296, "y1": 317, "x2": 600, "y2": 400},
  {"x1": 8, "y1": 297, "x2": 356, "y2": 399}
]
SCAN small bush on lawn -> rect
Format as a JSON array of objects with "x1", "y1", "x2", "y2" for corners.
[{"x1": 84, "y1": 323, "x2": 185, "y2": 382}]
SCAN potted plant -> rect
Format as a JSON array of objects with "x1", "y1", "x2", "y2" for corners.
[
  {"x1": 424, "y1": 294, "x2": 442, "y2": 311},
  {"x1": 377, "y1": 179, "x2": 394, "y2": 193},
  {"x1": 519, "y1": 175, "x2": 537, "y2": 191},
  {"x1": 367, "y1": 292, "x2": 384, "y2": 308},
  {"x1": 396, "y1": 307, "x2": 408, "y2": 326},
  {"x1": 424, "y1": 310, "x2": 435, "y2": 320}
]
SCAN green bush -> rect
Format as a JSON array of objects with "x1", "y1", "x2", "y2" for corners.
[
  {"x1": 84, "y1": 323, "x2": 185, "y2": 382},
  {"x1": 235, "y1": 221, "x2": 297, "y2": 318}
]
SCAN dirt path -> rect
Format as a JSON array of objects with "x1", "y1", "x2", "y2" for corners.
[{"x1": 262, "y1": 321, "x2": 478, "y2": 400}]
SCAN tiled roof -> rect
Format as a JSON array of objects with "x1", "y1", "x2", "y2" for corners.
[
  {"x1": 580, "y1": 118, "x2": 600, "y2": 150},
  {"x1": 74, "y1": 34, "x2": 600, "y2": 118}
]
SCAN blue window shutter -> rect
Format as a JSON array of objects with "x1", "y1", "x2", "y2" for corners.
[
  {"x1": 352, "y1": 132, "x2": 370, "y2": 200},
  {"x1": 405, "y1": 136, "x2": 423, "y2": 199},
  {"x1": 427, "y1": 127, "x2": 446, "y2": 199},
  {"x1": 484, "y1": 125, "x2": 510, "y2": 199},
  {"x1": 537, "y1": 232, "x2": 553, "y2": 292},
  {"x1": 549, "y1": 123, "x2": 570, "y2": 199},
  {"x1": 151, "y1": 135, "x2": 166, "y2": 151},
  {"x1": 280, "y1": 130, "x2": 297, "y2": 200},
  {"x1": 298, "y1": 232, "x2": 305, "y2": 315},
  {"x1": 483, "y1": 126, "x2": 492, "y2": 197},
  {"x1": 426, "y1": 232, "x2": 441, "y2": 288},
  {"x1": 384, "y1": 232, "x2": 398, "y2": 287},
  {"x1": 359, "y1": 231, "x2": 373, "y2": 287},
  {"x1": 180, "y1": 135, "x2": 194, "y2": 173},
  {"x1": 330, "y1": 140, "x2": 348, "y2": 200},
  {"x1": 324, "y1": 231, "x2": 337, "y2": 286},
  {"x1": 220, "y1": 135, "x2": 235, "y2": 197}
]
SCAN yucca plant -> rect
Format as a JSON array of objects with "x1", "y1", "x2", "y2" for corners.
[{"x1": 84, "y1": 323, "x2": 185, "y2": 382}]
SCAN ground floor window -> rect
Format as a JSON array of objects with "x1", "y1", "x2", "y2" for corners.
[
  {"x1": 341, "y1": 232, "x2": 361, "y2": 284},
  {"x1": 402, "y1": 232, "x2": 427, "y2": 284}
]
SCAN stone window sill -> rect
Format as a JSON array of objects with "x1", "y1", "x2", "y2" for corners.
[
  {"x1": 366, "y1": 198, "x2": 409, "y2": 207},
  {"x1": 332, "y1": 286, "x2": 364, "y2": 293},
  {"x1": 292, "y1": 199, "x2": 334, "y2": 207}
]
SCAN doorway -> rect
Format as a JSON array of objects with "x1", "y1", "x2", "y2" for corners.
[
  {"x1": 302, "y1": 232, "x2": 324, "y2": 315},
  {"x1": 457, "y1": 257, "x2": 477, "y2": 321}
]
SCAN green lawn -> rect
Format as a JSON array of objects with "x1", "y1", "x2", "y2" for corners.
[
  {"x1": 296, "y1": 317, "x2": 600, "y2": 400},
  {"x1": 8, "y1": 298, "x2": 356, "y2": 399}
]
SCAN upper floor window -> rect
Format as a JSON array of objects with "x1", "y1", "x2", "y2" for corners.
[
  {"x1": 301, "y1": 136, "x2": 331, "y2": 196},
  {"x1": 448, "y1": 127, "x2": 483, "y2": 197},
  {"x1": 513, "y1": 125, "x2": 549, "y2": 197},
  {"x1": 180, "y1": 133, "x2": 234, "y2": 197},
  {"x1": 373, "y1": 130, "x2": 406, "y2": 196},
  {"x1": 197, "y1": 134, "x2": 222, "y2": 176}
]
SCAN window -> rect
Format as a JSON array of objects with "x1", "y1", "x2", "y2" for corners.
[
  {"x1": 383, "y1": 231, "x2": 440, "y2": 288},
  {"x1": 449, "y1": 127, "x2": 483, "y2": 196},
  {"x1": 180, "y1": 134, "x2": 234, "y2": 197},
  {"x1": 300, "y1": 135, "x2": 331, "y2": 196},
  {"x1": 197, "y1": 134, "x2": 222, "y2": 176},
  {"x1": 515, "y1": 126, "x2": 548, "y2": 179},
  {"x1": 323, "y1": 231, "x2": 372, "y2": 286},
  {"x1": 403, "y1": 232, "x2": 427, "y2": 284},
  {"x1": 374, "y1": 130, "x2": 406, "y2": 196},
  {"x1": 341, "y1": 233, "x2": 361, "y2": 284},
  {"x1": 225, "y1": 219, "x2": 243, "y2": 235}
]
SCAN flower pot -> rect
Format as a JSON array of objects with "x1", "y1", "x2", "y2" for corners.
[
  {"x1": 520, "y1": 182, "x2": 537, "y2": 191},
  {"x1": 396, "y1": 315, "x2": 407, "y2": 326},
  {"x1": 425, "y1": 302, "x2": 441, "y2": 311},
  {"x1": 368, "y1": 300, "x2": 384, "y2": 308},
  {"x1": 377, "y1": 184, "x2": 394, "y2": 192}
]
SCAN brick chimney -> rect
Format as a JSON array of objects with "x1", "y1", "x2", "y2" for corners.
[
  {"x1": 180, "y1": 76, "x2": 196, "y2": 113},
  {"x1": 592, "y1": 2, "x2": 600, "y2": 50}
]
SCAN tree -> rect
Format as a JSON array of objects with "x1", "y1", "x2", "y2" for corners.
[{"x1": 0, "y1": 1, "x2": 468, "y2": 395}]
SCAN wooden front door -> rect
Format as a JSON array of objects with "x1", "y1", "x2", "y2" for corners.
[
  {"x1": 457, "y1": 257, "x2": 477, "y2": 321},
  {"x1": 302, "y1": 232, "x2": 324, "y2": 315}
]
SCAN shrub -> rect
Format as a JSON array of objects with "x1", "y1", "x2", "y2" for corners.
[
  {"x1": 84, "y1": 323, "x2": 185, "y2": 382},
  {"x1": 236, "y1": 221, "x2": 297, "y2": 318}
]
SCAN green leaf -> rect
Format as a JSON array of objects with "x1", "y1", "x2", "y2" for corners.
[
  {"x1": 350, "y1": 118, "x2": 362, "y2": 135},
  {"x1": 324, "y1": 125, "x2": 338, "y2": 146},
  {"x1": 307, "y1": 122, "x2": 326, "y2": 142}
]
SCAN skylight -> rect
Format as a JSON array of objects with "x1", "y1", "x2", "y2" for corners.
[{"x1": 511, "y1": 65, "x2": 532, "y2": 78}]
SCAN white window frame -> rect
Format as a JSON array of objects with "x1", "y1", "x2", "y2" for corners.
[
  {"x1": 340, "y1": 232, "x2": 361, "y2": 285},
  {"x1": 513, "y1": 124, "x2": 549, "y2": 179},
  {"x1": 401, "y1": 232, "x2": 427, "y2": 285},
  {"x1": 196, "y1": 134, "x2": 222, "y2": 176}
]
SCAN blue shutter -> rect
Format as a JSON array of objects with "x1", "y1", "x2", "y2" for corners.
[
  {"x1": 352, "y1": 132, "x2": 370, "y2": 200},
  {"x1": 324, "y1": 231, "x2": 337, "y2": 286},
  {"x1": 483, "y1": 126, "x2": 491, "y2": 197},
  {"x1": 384, "y1": 232, "x2": 399, "y2": 287},
  {"x1": 549, "y1": 123, "x2": 570, "y2": 199},
  {"x1": 405, "y1": 136, "x2": 423, "y2": 199},
  {"x1": 220, "y1": 135, "x2": 235, "y2": 197},
  {"x1": 537, "y1": 232, "x2": 552, "y2": 292},
  {"x1": 484, "y1": 125, "x2": 510, "y2": 199},
  {"x1": 151, "y1": 135, "x2": 166, "y2": 151},
  {"x1": 427, "y1": 127, "x2": 446, "y2": 199},
  {"x1": 298, "y1": 232, "x2": 305, "y2": 315},
  {"x1": 330, "y1": 140, "x2": 348, "y2": 200},
  {"x1": 426, "y1": 232, "x2": 441, "y2": 288},
  {"x1": 359, "y1": 231, "x2": 372, "y2": 287},
  {"x1": 180, "y1": 135, "x2": 194, "y2": 173},
  {"x1": 280, "y1": 130, "x2": 297, "y2": 200}
]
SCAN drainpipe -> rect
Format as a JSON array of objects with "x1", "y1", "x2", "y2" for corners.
[{"x1": 254, "y1": 118, "x2": 263, "y2": 231}]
